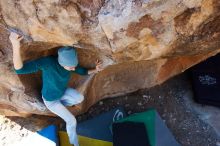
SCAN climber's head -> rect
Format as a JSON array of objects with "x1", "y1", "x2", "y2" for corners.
[{"x1": 58, "y1": 46, "x2": 78, "y2": 71}]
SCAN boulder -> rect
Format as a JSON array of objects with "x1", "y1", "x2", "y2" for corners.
[{"x1": 0, "y1": 0, "x2": 220, "y2": 116}]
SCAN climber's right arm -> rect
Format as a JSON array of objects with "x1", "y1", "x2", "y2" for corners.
[
  {"x1": 9, "y1": 32, "x2": 48, "y2": 74},
  {"x1": 9, "y1": 32, "x2": 23, "y2": 70}
]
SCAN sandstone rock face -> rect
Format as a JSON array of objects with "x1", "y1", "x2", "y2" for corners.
[{"x1": 0, "y1": 0, "x2": 220, "y2": 116}]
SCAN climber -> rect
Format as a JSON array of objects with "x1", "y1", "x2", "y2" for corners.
[{"x1": 9, "y1": 32, "x2": 103, "y2": 146}]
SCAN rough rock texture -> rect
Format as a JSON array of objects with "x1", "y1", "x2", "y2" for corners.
[{"x1": 0, "y1": 0, "x2": 220, "y2": 116}]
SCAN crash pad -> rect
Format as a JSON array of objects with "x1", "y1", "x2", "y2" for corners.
[
  {"x1": 190, "y1": 53, "x2": 220, "y2": 106},
  {"x1": 76, "y1": 107, "x2": 126, "y2": 142},
  {"x1": 112, "y1": 122, "x2": 150, "y2": 146},
  {"x1": 59, "y1": 131, "x2": 113, "y2": 146},
  {"x1": 37, "y1": 125, "x2": 58, "y2": 144},
  {"x1": 114, "y1": 109, "x2": 180, "y2": 146}
]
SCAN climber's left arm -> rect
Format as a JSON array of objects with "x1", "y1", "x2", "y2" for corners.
[
  {"x1": 74, "y1": 60, "x2": 103, "y2": 75},
  {"x1": 88, "y1": 60, "x2": 103, "y2": 75}
]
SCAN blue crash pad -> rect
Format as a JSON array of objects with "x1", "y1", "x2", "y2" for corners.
[{"x1": 37, "y1": 125, "x2": 58, "y2": 145}]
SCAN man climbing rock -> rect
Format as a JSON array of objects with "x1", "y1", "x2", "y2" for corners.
[{"x1": 9, "y1": 32, "x2": 102, "y2": 146}]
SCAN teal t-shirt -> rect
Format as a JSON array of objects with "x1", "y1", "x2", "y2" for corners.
[{"x1": 15, "y1": 56, "x2": 88, "y2": 101}]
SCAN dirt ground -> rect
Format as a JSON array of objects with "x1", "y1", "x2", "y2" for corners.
[{"x1": 1, "y1": 73, "x2": 220, "y2": 146}]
